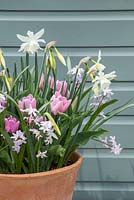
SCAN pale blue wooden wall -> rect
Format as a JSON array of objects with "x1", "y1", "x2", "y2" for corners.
[{"x1": 1, "y1": 1, "x2": 134, "y2": 199}]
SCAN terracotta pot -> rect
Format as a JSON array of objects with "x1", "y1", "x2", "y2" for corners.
[{"x1": 0, "y1": 152, "x2": 82, "y2": 200}]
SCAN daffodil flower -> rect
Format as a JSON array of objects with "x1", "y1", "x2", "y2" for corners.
[
  {"x1": 87, "y1": 50, "x2": 105, "y2": 77},
  {"x1": 17, "y1": 29, "x2": 46, "y2": 54},
  {"x1": 93, "y1": 71, "x2": 116, "y2": 91}
]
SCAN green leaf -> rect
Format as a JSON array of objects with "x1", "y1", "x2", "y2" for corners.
[
  {"x1": 35, "y1": 52, "x2": 38, "y2": 89},
  {"x1": 44, "y1": 112, "x2": 61, "y2": 135},
  {"x1": 67, "y1": 56, "x2": 72, "y2": 72},
  {"x1": 0, "y1": 127, "x2": 13, "y2": 148},
  {"x1": 20, "y1": 56, "x2": 25, "y2": 90},
  {"x1": 38, "y1": 101, "x2": 50, "y2": 113},
  {"x1": 27, "y1": 69, "x2": 33, "y2": 93},
  {"x1": 81, "y1": 86, "x2": 92, "y2": 100},
  {"x1": 0, "y1": 150, "x2": 12, "y2": 164},
  {"x1": 11, "y1": 65, "x2": 30, "y2": 93},
  {"x1": 93, "y1": 102, "x2": 134, "y2": 130},
  {"x1": 48, "y1": 145, "x2": 65, "y2": 157},
  {"x1": 72, "y1": 110, "x2": 93, "y2": 128},
  {"x1": 83, "y1": 99, "x2": 118, "y2": 131},
  {"x1": 0, "y1": 108, "x2": 6, "y2": 128},
  {"x1": 15, "y1": 89, "x2": 29, "y2": 101},
  {"x1": 71, "y1": 128, "x2": 108, "y2": 146},
  {"x1": 25, "y1": 131, "x2": 36, "y2": 172},
  {"x1": 17, "y1": 145, "x2": 26, "y2": 173},
  {"x1": 34, "y1": 54, "x2": 46, "y2": 96}
]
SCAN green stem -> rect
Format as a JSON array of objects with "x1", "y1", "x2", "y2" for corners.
[
  {"x1": 36, "y1": 157, "x2": 40, "y2": 172},
  {"x1": 57, "y1": 124, "x2": 72, "y2": 168},
  {"x1": 34, "y1": 54, "x2": 46, "y2": 96},
  {"x1": 0, "y1": 145, "x2": 8, "y2": 152},
  {"x1": 35, "y1": 52, "x2": 38, "y2": 89},
  {"x1": 36, "y1": 140, "x2": 41, "y2": 172}
]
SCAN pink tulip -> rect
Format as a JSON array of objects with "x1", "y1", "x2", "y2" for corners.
[
  {"x1": 4, "y1": 116, "x2": 20, "y2": 133},
  {"x1": 48, "y1": 76, "x2": 68, "y2": 96},
  {"x1": 48, "y1": 76, "x2": 54, "y2": 89},
  {"x1": 18, "y1": 94, "x2": 36, "y2": 111},
  {"x1": 39, "y1": 73, "x2": 44, "y2": 90},
  {"x1": 50, "y1": 91, "x2": 71, "y2": 115}
]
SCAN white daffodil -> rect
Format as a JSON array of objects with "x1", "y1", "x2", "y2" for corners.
[
  {"x1": 17, "y1": 29, "x2": 46, "y2": 54},
  {"x1": 92, "y1": 81, "x2": 99, "y2": 97},
  {"x1": 87, "y1": 50, "x2": 105, "y2": 76},
  {"x1": 93, "y1": 71, "x2": 116, "y2": 91}
]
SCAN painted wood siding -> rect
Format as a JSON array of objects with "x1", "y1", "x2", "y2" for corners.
[{"x1": 1, "y1": 1, "x2": 134, "y2": 199}]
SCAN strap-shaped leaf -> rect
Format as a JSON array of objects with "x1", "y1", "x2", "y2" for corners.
[
  {"x1": 0, "y1": 127, "x2": 13, "y2": 148},
  {"x1": 93, "y1": 102, "x2": 134, "y2": 130},
  {"x1": 81, "y1": 86, "x2": 92, "y2": 100},
  {"x1": 83, "y1": 99, "x2": 118, "y2": 131},
  {"x1": 11, "y1": 65, "x2": 30, "y2": 92},
  {"x1": 48, "y1": 145, "x2": 65, "y2": 157},
  {"x1": 71, "y1": 128, "x2": 108, "y2": 146}
]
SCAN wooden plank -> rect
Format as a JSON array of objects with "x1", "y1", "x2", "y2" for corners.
[
  {"x1": 1, "y1": 0, "x2": 134, "y2": 11},
  {"x1": 77, "y1": 149, "x2": 134, "y2": 182},
  {"x1": 0, "y1": 12, "x2": 134, "y2": 46},
  {"x1": 3, "y1": 47, "x2": 134, "y2": 81},
  {"x1": 73, "y1": 182, "x2": 134, "y2": 200}
]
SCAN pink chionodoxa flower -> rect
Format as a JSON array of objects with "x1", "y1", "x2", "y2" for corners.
[
  {"x1": 50, "y1": 91, "x2": 71, "y2": 115},
  {"x1": 39, "y1": 73, "x2": 45, "y2": 90},
  {"x1": 48, "y1": 76, "x2": 68, "y2": 96},
  {"x1": 4, "y1": 116, "x2": 20, "y2": 133},
  {"x1": 18, "y1": 94, "x2": 36, "y2": 111}
]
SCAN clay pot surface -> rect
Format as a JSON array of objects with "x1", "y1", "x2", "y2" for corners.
[{"x1": 0, "y1": 152, "x2": 82, "y2": 200}]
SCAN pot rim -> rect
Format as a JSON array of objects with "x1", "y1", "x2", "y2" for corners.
[{"x1": 0, "y1": 152, "x2": 83, "y2": 178}]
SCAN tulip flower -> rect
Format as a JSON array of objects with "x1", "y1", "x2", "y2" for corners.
[
  {"x1": 4, "y1": 116, "x2": 20, "y2": 133},
  {"x1": 18, "y1": 94, "x2": 36, "y2": 111},
  {"x1": 39, "y1": 73, "x2": 45, "y2": 90},
  {"x1": 48, "y1": 76, "x2": 68, "y2": 96},
  {"x1": 50, "y1": 91, "x2": 71, "y2": 115}
]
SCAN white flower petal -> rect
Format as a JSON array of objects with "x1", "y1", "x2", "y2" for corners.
[
  {"x1": 35, "y1": 28, "x2": 44, "y2": 39},
  {"x1": 27, "y1": 31, "x2": 34, "y2": 38},
  {"x1": 38, "y1": 39, "x2": 46, "y2": 43},
  {"x1": 16, "y1": 34, "x2": 29, "y2": 42},
  {"x1": 98, "y1": 50, "x2": 102, "y2": 63}
]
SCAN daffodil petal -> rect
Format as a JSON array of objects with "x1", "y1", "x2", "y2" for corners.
[
  {"x1": 35, "y1": 28, "x2": 44, "y2": 39},
  {"x1": 16, "y1": 34, "x2": 29, "y2": 42}
]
